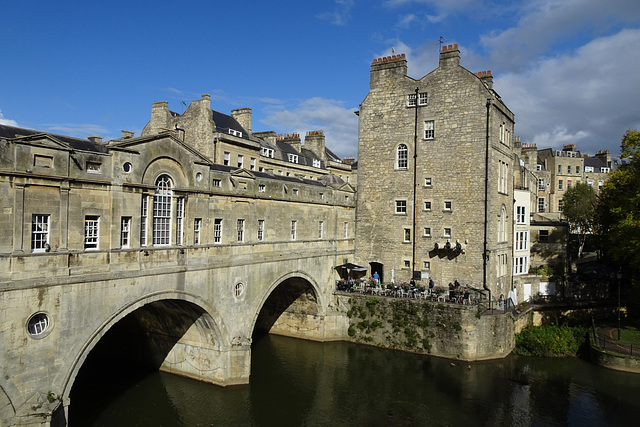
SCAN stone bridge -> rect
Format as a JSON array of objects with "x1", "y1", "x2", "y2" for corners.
[{"x1": 0, "y1": 240, "x2": 352, "y2": 426}]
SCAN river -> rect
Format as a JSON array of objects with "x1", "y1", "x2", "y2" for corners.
[{"x1": 71, "y1": 334, "x2": 640, "y2": 426}]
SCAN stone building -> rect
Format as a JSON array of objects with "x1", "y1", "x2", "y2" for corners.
[{"x1": 355, "y1": 45, "x2": 515, "y2": 297}]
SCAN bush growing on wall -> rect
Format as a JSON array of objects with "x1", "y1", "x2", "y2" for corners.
[{"x1": 515, "y1": 325, "x2": 587, "y2": 356}]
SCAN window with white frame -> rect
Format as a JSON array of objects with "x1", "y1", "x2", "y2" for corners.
[
  {"x1": 444, "y1": 201, "x2": 452, "y2": 211},
  {"x1": 27, "y1": 313, "x2": 50, "y2": 336},
  {"x1": 194, "y1": 218, "x2": 202, "y2": 245},
  {"x1": 423, "y1": 261, "x2": 430, "y2": 269},
  {"x1": 443, "y1": 228, "x2": 451, "y2": 238},
  {"x1": 224, "y1": 152, "x2": 230, "y2": 166},
  {"x1": 84, "y1": 216, "x2": 100, "y2": 250},
  {"x1": 214, "y1": 219, "x2": 222, "y2": 244},
  {"x1": 259, "y1": 184, "x2": 265, "y2": 192},
  {"x1": 419, "y1": 92, "x2": 428, "y2": 105},
  {"x1": 344, "y1": 222, "x2": 348, "y2": 238},
  {"x1": 318, "y1": 221, "x2": 324, "y2": 239},
  {"x1": 567, "y1": 165, "x2": 572, "y2": 174},
  {"x1": 424, "y1": 120, "x2": 434, "y2": 140},
  {"x1": 237, "y1": 155, "x2": 244, "y2": 169},
  {"x1": 538, "y1": 179, "x2": 545, "y2": 190},
  {"x1": 585, "y1": 166, "x2": 594, "y2": 173},
  {"x1": 558, "y1": 180, "x2": 563, "y2": 190},
  {"x1": 291, "y1": 220, "x2": 297, "y2": 241},
  {"x1": 250, "y1": 158, "x2": 256, "y2": 170},
  {"x1": 576, "y1": 166, "x2": 580, "y2": 174},
  {"x1": 257, "y1": 219, "x2": 264, "y2": 242},
  {"x1": 396, "y1": 200, "x2": 407, "y2": 214},
  {"x1": 538, "y1": 197, "x2": 545, "y2": 213},
  {"x1": 601, "y1": 167, "x2": 610, "y2": 173},
  {"x1": 404, "y1": 228, "x2": 411, "y2": 242},
  {"x1": 424, "y1": 227, "x2": 431, "y2": 237},
  {"x1": 153, "y1": 175, "x2": 172, "y2": 245},
  {"x1": 424, "y1": 201, "x2": 432, "y2": 211},
  {"x1": 516, "y1": 206, "x2": 526, "y2": 224},
  {"x1": 515, "y1": 231, "x2": 528, "y2": 251},
  {"x1": 260, "y1": 147, "x2": 274, "y2": 158},
  {"x1": 425, "y1": 177, "x2": 432, "y2": 187},
  {"x1": 31, "y1": 214, "x2": 50, "y2": 253},
  {"x1": 293, "y1": 189, "x2": 299, "y2": 196},
  {"x1": 237, "y1": 219, "x2": 245, "y2": 242},
  {"x1": 407, "y1": 93, "x2": 417, "y2": 107},
  {"x1": 312, "y1": 159, "x2": 321, "y2": 168},
  {"x1": 397, "y1": 144, "x2": 408, "y2": 169},
  {"x1": 176, "y1": 197, "x2": 184, "y2": 245},
  {"x1": 287, "y1": 153, "x2": 299, "y2": 163},
  {"x1": 140, "y1": 195, "x2": 148, "y2": 246},
  {"x1": 121, "y1": 217, "x2": 131, "y2": 248},
  {"x1": 497, "y1": 206, "x2": 507, "y2": 242},
  {"x1": 558, "y1": 165, "x2": 562, "y2": 173},
  {"x1": 598, "y1": 180, "x2": 604, "y2": 187},
  {"x1": 212, "y1": 179, "x2": 221, "y2": 187},
  {"x1": 513, "y1": 256, "x2": 528, "y2": 275}
]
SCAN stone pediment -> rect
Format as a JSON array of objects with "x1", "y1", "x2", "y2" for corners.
[
  {"x1": 14, "y1": 133, "x2": 74, "y2": 151},
  {"x1": 230, "y1": 168, "x2": 256, "y2": 180},
  {"x1": 109, "y1": 133, "x2": 212, "y2": 164}
]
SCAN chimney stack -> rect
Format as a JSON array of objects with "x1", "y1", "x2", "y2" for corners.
[{"x1": 439, "y1": 43, "x2": 460, "y2": 68}]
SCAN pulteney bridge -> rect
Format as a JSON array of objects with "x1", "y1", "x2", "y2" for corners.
[{"x1": 1, "y1": 241, "x2": 352, "y2": 426}]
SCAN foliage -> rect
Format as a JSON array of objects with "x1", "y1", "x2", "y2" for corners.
[
  {"x1": 561, "y1": 182, "x2": 597, "y2": 257},
  {"x1": 514, "y1": 325, "x2": 587, "y2": 357},
  {"x1": 529, "y1": 264, "x2": 555, "y2": 277}
]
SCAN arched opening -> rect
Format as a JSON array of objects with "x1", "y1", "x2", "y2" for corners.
[
  {"x1": 253, "y1": 276, "x2": 319, "y2": 340},
  {"x1": 68, "y1": 299, "x2": 221, "y2": 425}
]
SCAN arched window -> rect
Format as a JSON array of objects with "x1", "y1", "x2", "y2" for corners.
[
  {"x1": 153, "y1": 175, "x2": 173, "y2": 245},
  {"x1": 498, "y1": 205, "x2": 507, "y2": 243},
  {"x1": 397, "y1": 144, "x2": 408, "y2": 169}
]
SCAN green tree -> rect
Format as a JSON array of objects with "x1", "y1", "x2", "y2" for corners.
[{"x1": 561, "y1": 182, "x2": 597, "y2": 258}]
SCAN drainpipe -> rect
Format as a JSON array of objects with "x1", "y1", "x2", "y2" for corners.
[
  {"x1": 412, "y1": 87, "x2": 419, "y2": 280},
  {"x1": 484, "y1": 98, "x2": 492, "y2": 310}
]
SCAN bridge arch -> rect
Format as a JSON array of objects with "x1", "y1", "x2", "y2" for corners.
[
  {"x1": 63, "y1": 291, "x2": 231, "y2": 403},
  {"x1": 251, "y1": 270, "x2": 327, "y2": 340}
]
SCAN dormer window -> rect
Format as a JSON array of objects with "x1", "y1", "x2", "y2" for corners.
[
  {"x1": 260, "y1": 147, "x2": 275, "y2": 158},
  {"x1": 228, "y1": 129, "x2": 243, "y2": 137},
  {"x1": 312, "y1": 159, "x2": 321, "y2": 168},
  {"x1": 288, "y1": 154, "x2": 299, "y2": 163}
]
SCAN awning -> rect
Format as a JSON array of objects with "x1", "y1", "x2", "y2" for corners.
[{"x1": 334, "y1": 263, "x2": 368, "y2": 279}]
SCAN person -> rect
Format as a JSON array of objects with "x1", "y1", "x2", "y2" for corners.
[
  {"x1": 428, "y1": 277, "x2": 434, "y2": 293},
  {"x1": 409, "y1": 278, "x2": 416, "y2": 288},
  {"x1": 372, "y1": 271, "x2": 380, "y2": 285},
  {"x1": 453, "y1": 279, "x2": 460, "y2": 289},
  {"x1": 448, "y1": 282, "x2": 455, "y2": 301}
]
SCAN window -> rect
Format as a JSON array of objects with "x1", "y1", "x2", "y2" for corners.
[
  {"x1": 587, "y1": 180, "x2": 593, "y2": 187},
  {"x1": 538, "y1": 197, "x2": 545, "y2": 213},
  {"x1": 261, "y1": 147, "x2": 274, "y2": 158},
  {"x1": 344, "y1": 222, "x2": 348, "y2": 238},
  {"x1": 424, "y1": 227, "x2": 431, "y2": 237},
  {"x1": 291, "y1": 220, "x2": 297, "y2": 241},
  {"x1": 121, "y1": 217, "x2": 131, "y2": 248},
  {"x1": 84, "y1": 216, "x2": 99, "y2": 250},
  {"x1": 408, "y1": 92, "x2": 427, "y2": 106},
  {"x1": 33, "y1": 154, "x2": 53, "y2": 168},
  {"x1": 423, "y1": 261, "x2": 430, "y2": 269},
  {"x1": 319, "y1": 192, "x2": 324, "y2": 200},
  {"x1": 498, "y1": 206, "x2": 507, "y2": 243},
  {"x1": 558, "y1": 165, "x2": 562, "y2": 173},
  {"x1": 123, "y1": 162, "x2": 132, "y2": 173},
  {"x1": 397, "y1": 144, "x2": 408, "y2": 169},
  {"x1": 576, "y1": 166, "x2": 580, "y2": 174},
  {"x1": 257, "y1": 219, "x2": 264, "y2": 242},
  {"x1": 293, "y1": 189, "x2": 299, "y2": 196},
  {"x1": 407, "y1": 93, "x2": 417, "y2": 107},
  {"x1": 228, "y1": 129, "x2": 243, "y2": 137},
  {"x1": 223, "y1": 152, "x2": 230, "y2": 166},
  {"x1": 425, "y1": 177, "x2": 432, "y2": 187},
  {"x1": 250, "y1": 158, "x2": 256, "y2": 170},
  {"x1": 585, "y1": 166, "x2": 594, "y2": 173},
  {"x1": 539, "y1": 230, "x2": 549, "y2": 242},
  {"x1": 234, "y1": 283, "x2": 244, "y2": 297},
  {"x1": 194, "y1": 218, "x2": 202, "y2": 245},
  {"x1": 498, "y1": 160, "x2": 508, "y2": 193},
  {"x1": 598, "y1": 180, "x2": 604, "y2": 187},
  {"x1": 140, "y1": 195, "x2": 148, "y2": 246},
  {"x1": 419, "y1": 92, "x2": 428, "y2": 106},
  {"x1": 237, "y1": 219, "x2": 245, "y2": 242},
  {"x1": 312, "y1": 159, "x2": 321, "y2": 168},
  {"x1": 404, "y1": 228, "x2": 411, "y2": 242},
  {"x1": 424, "y1": 201, "x2": 432, "y2": 211},
  {"x1": 568, "y1": 165, "x2": 573, "y2": 174},
  {"x1": 288, "y1": 153, "x2": 299, "y2": 163},
  {"x1": 86, "y1": 162, "x2": 101, "y2": 173},
  {"x1": 27, "y1": 313, "x2": 50, "y2": 336},
  {"x1": 558, "y1": 180, "x2": 563, "y2": 190},
  {"x1": 444, "y1": 228, "x2": 451, "y2": 238},
  {"x1": 31, "y1": 214, "x2": 50, "y2": 253},
  {"x1": 404, "y1": 260, "x2": 411, "y2": 268},
  {"x1": 153, "y1": 175, "x2": 172, "y2": 245},
  {"x1": 558, "y1": 200, "x2": 564, "y2": 211},
  {"x1": 567, "y1": 180, "x2": 572, "y2": 189},
  {"x1": 538, "y1": 179, "x2": 545, "y2": 190},
  {"x1": 258, "y1": 184, "x2": 265, "y2": 193},
  {"x1": 176, "y1": 197, "x2": 184, "y2": 245},
  {"x1": 237, "y1": 155, "x2": 244, "y2": 168},
  {"x1": 516, "y1": 206, "x2": 526, "y2": 224},
  {"x1": 318, "y1": 221, "x2": 324, "y2": 239},
  {"x1": 214, "y1": 219, "x2": 222, "y2": 244},
  {"x1": 444, "y1": 201, "x2": 452, "y2": 211},
  {"x1": 515, "y1": 231, "x2": 528, "y2": 251},
  {"x1": 396, "y1": 200, "x2": 407, "y2": 214},
  {"x1": 424, "y1": 120, "x2": 434, "y2": 140},
  {"x1": 212, "y1": 179, "x2": 221, "y2": 187},
  {"x1": 513, "y1": 256, "x2": 528, "y2": 275}
]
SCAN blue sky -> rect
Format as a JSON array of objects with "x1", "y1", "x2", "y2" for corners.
[{"x1": 1, "y1": 0, "x2": 639, "y2": 159}]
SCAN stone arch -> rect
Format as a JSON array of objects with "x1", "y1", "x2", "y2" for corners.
[
  {"x1": 61, "y1": 290, "x2": 230, "y2": 402},
  {"x1": 141, "y1": 156, "x2": 188, "y2": 188},
  {"x1": 251, "y1": 271, "x2": 326, "y2": 340}
]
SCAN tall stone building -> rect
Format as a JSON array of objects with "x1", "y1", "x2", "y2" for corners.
[{"x1": 355, "y1": 45, "x2": 515, "y2": 297}]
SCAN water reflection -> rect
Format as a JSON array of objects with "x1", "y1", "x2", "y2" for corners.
[{"x1": 73, "y1": 334, "x2": 640, "y2": 426}]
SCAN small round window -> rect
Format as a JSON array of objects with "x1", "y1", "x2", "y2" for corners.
[
  {"x1": 234, "y1": 283, "x2": 244, "y2": 298},
  {"x1": 123, "y1": 162, "x2": 132, "y2": 173},
  {"x1": 27, "y1": 312, "x2": 50, "y2": 337},
  {"x1": 196, "y1": 172, "x2": 203, "y2": 182}
]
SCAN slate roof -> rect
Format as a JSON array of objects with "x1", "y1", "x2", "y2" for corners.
[
  {"x1": 583, "y1": 156, "x2": 606, "y2": 169},
  {"x1": 0, "y1": 124, "x2": 108, "y2": 153}
]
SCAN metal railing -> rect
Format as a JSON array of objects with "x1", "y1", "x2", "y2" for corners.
[{"x1": 591, "y1": 319, "x2": 640, "y2": 358}]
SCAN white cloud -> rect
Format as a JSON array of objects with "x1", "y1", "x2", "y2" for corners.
[
  {"x1": 317, "y1": 0, "x2": 355, "y2": 26},
  {"x1": 497, "y1": 28, "x2": 640, "y2": 155},
  {"x1": 45, "y1": 123, "x2": 110, "y2": 138},
  {"x1": 0, "y1": 110, "x2": 19, "y2": 127},
  {"x1": 260, "y1": 97, "x2": 359, "y2": 158}
]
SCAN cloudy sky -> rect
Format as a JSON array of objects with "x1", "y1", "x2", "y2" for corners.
[{"x1": 1, "y1": 0, "x2": 639, "y2": 159}]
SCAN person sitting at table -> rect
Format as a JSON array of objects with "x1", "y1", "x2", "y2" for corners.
[{"x1": 409, "y1": 278, "x2": 416, "y2": 288}]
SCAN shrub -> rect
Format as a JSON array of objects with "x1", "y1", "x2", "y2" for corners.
[{"x1": 515, "y1": 325, "x2": 587, "y2": 356}]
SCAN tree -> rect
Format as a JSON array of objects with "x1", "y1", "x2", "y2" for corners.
[{"x1": 561, "y1": 182, "x2": 597, "y2": 258}]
